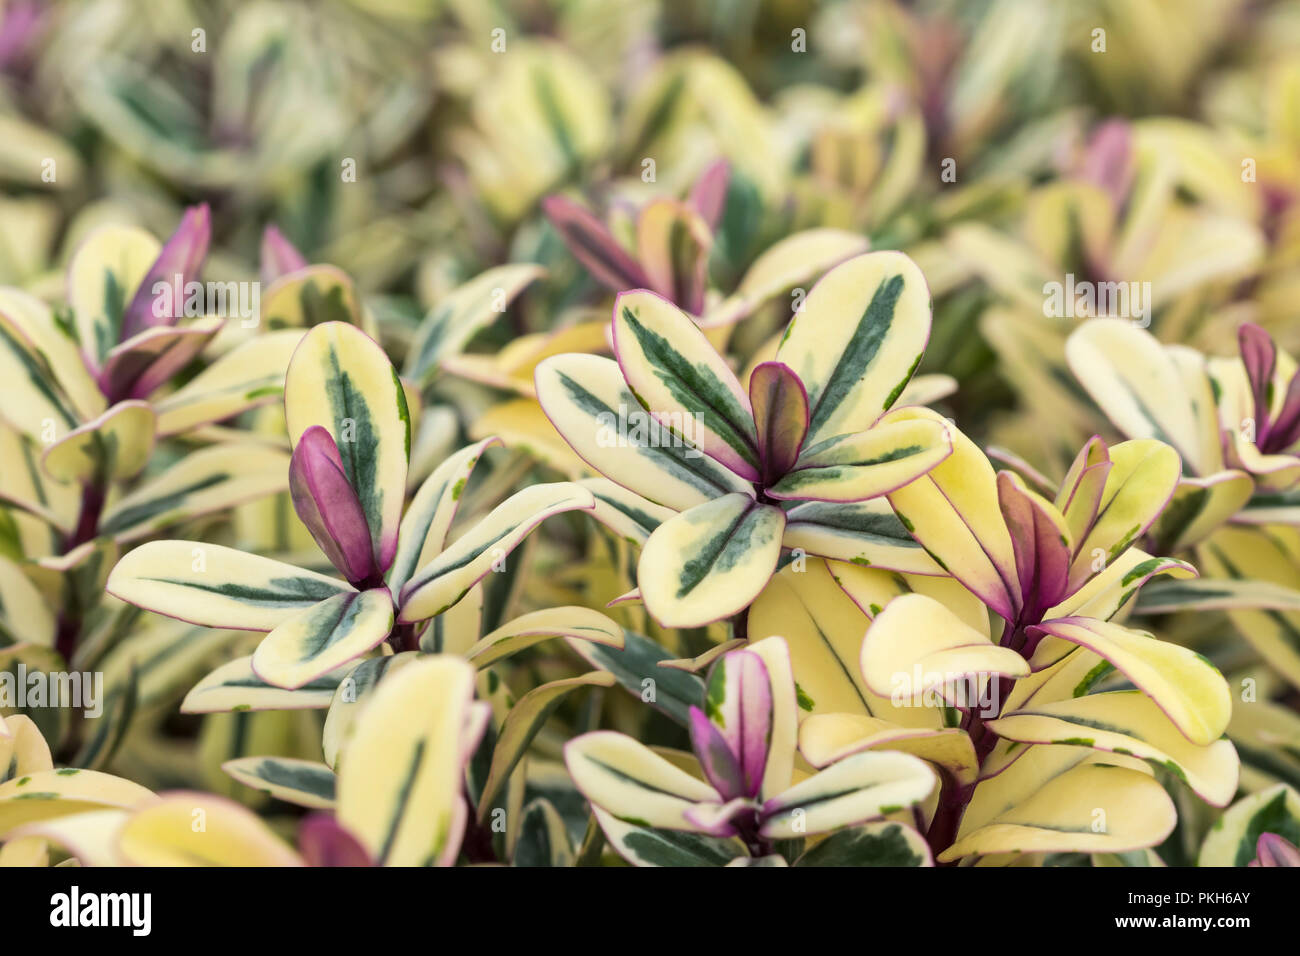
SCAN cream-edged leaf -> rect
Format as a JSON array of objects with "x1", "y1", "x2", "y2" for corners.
[
  {"x1": 990, "y1": 691, "x2": 1238, "y2": 805},
  {"x1": 1028, "y1": 617, "x2": 1231, "y2": 745},
  {"x1": 638, "y1": 493, "x2": 783, "y2": 628},
  {"x1": 398, "y1": 482, "x2": 594, "y2": 623},
  {"x1": 153, "y1": 329, "x2": 306, "y2": 436},
  {"x1": 941, "y1": 764, "x2": 1175, "y2": 862},
  {"x1": 107, "y1": 541, "x2": 354, "y2": 632},
  {"x1": 285, "y1": 322, "x2": 410, "y2": 573},
  {"x1": 117, "y1": 792, "x2": 301, "y2": 866},
  {"x1": 464, "y1": 606, "x2": 622, "y2": 669},
  {"x1": 566, "y1": 731, "x2": 721, "y2": 831},
  {"x1": 535, "y1": 353, "x2": 754, "y2": 511},
  {"x1": 222, "y1": 757, "x2": 336, "y2": 809},
  {"x1": 337, "y1": 655, "x2": 481, "y2": 866},
  {"x1": 99, "y1": 442, "x2": 289, "y2": 541},
  {"x1": 759, "y1": 750, "x2": 935, "y2": 839},
  {"x1": 252, "y1": 588, "x2": 394, "y2": 690}
]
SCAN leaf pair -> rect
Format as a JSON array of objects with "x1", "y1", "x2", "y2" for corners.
[
  {"x1": 567, "y1": 637, "x2": 936, "y2": 866},
  {"x1": 109, "y1": 322, "x2": 599, "y2": 689},
  {"x1": 537, "y1": 251, "x2": 949, "y2": 627}
]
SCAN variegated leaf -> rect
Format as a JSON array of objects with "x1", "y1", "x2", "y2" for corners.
[
  {"x1": 638, "y1": 493, "x2": 783, "y2": 628},
  {"x1": 153, "y1": 329, "x2": 306, "y2": 436},
  {"x1": 107, "y1": 541, "x2": 353, "y2": 631},
  {"x1": 759, "y1": 750, "x2": 935, "y2": 839},
  {"x1": 398, "y1": 482, "x2": 594, "y2": 623},
  {"x1": 478, "y1": 671, "x2": 616, "y2": 814},
  {"x1": 222, "y1": 757, "x2": 336, "y2": 809},
  {"x1": 337, "y1": 656, "x2": 483, "y2": 866},
  {"x1": 1027, "y1": 617, "x2": 1231, "y2": 746},
  {"x1": 181, "y1": 656, "x2": 344, "y2": 713},
  {"x1": 252, "y1": 588, "x2": 394, "y2": 690},
  {"x1": 464, "y1": 606, "x2": 622, "y2": 669},
  {"x1": 991, "y1": 691, "x2": 1238, "y2": 805},
  {"x1": 613, "y1": 290, "x2": 759, "y2": 478},
  {"x1": 777, "y1": 251, "x2": 931, "y2": 446},
  {"x1": 42, "y1": 400, "x2": 155, "y2": 484},
  {"x1": 99, "y1": 442, "x2": 289, "y2": 541},
  {"x1": 534, "y1": 353, "x2": 753, "y2": 511},
  {"x1": 285, "y1": 322, "x2": 410, "y2": 573},
  {"x1": 117, "y1": 792, "x2": 302, "y2": 866},
  {"x1": 387, "y1": 437, "x2": 501, "y2": 595}
]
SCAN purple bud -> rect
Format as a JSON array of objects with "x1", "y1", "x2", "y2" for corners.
[
  {"x1": 542, "y1": 195, "x2": 650, "y2": 292},
  {"x1": 688, "y1": 160, "x2": 731, "y2": 233},
  {"x1": 298, "y1": 814, "x2": 374, "y2": 867},
  {"x1": 290, "y1": 425, "x2": 379, "y2": 586},
  {"x1": 260, "y1": 225, "x2": 309, "y2": 286},
  {"x1": 122, "y1": 204, "x2": 212, "y2": 339},
  {"x1": 1250, "y1": 832, "x2": 1300, "y2": 867}
]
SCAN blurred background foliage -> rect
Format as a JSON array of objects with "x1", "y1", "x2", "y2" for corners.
[
  {"x1": 1, "y1": 0, "x2": 1298, "y2": 853},
  {"x1": 3, "y1": 0, "x2": 1295, "y2": 457}
]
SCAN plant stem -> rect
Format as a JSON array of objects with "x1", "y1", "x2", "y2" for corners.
[
  {"x1": 926, "y1": 620, "x2": 1023, "y2": 861},
  {"x1": 389, "y1": 621, "x2": 420, "y2": 653},
  {"x1": 54, "y1": 483, "x2": 106, "y2": 662},
  {"x1": 67, "y1": 482, "x2": 105, "y2": 551},
  {"x1": 733, "y1": 809, "x2": 772, "y2": 859},
  {"x1": 731, "y1": 605, "x2": 749, "y2": 644},
  {"x1": 461, "y1": 789, "x2": 501, "y2": 864}
]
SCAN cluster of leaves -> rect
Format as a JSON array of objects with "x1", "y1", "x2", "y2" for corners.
[{"x1": 0, "y1": 0, "x2": 1298, "y2": 868}]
